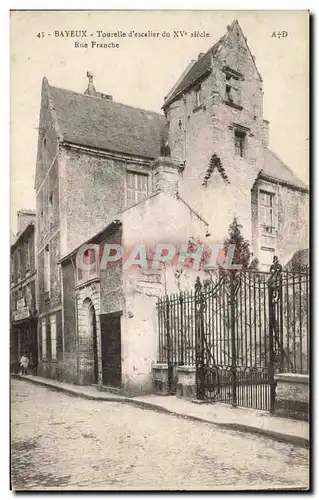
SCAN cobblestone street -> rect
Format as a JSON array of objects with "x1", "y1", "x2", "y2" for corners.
[{"x1": 11, "y1": 379, "x2": 309, "y2": 491}]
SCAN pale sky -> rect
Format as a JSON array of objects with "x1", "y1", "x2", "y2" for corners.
[{"x1": 10, "y1": 10, "x2": 309, "y2": 234}]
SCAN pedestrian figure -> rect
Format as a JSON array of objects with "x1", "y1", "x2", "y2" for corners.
[{"x1": 19, "y1": 354, "x2": 29, "y2": 376}]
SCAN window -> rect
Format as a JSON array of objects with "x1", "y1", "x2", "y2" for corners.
[
  {"x1": 25, "y1": 238, "x2": 30, "y2": 271},
  {"x1": 11, "y1": 255, "x2": 14, "y2": 282},
  {"x1": 225, "y1": 72, "x2": 242, "y2": 107},
  {"x1": 41, "y1": 318, "x2": 47, "y2": 360},
  {"x1": 259, "y1": 190, "x2": 275, "y2": 234},
  {"x1": 234, "y1": 129, "x2": 246, "y2": 157},
  {"x1": 44, "y1": 245, "x2": 50, "y2": 296},
  {"x1": 195, "y1": 85, "x2": 202, "y2": 108},
  {"x1": 77, "y1": 248, "x2": 99, "y2": 283},
  {"x1": 42, "y1": 136, "x2": 48, "y2": 167},
  {"x1": 43, "y1": 182, "x2": 48, "y2": 234},
  {"x1": 25, "y1": 284, "x2": 32, "y2": 309},
  {"x1": 12, "y1": 290, "x2": 18, "y2": 311},
  {"x1": 39, "y1": 209, "x2": 44, "y2": 235},
  {"x1": 17, "y1": 249, "x2": 21, "y2": 278},
  {"x1": 126, "y1": 172, "x2": 148, "y2": 207},
  {"x1": 50, "y1": 315, "x2": 57, "y2": 360},
  {"x1": 49, "y1": 192, "x2": 54, "y2": 227}
]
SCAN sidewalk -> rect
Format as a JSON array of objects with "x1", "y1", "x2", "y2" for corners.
[{"x1": 11, "y1": 374, "x2": 309, "y2": 448}]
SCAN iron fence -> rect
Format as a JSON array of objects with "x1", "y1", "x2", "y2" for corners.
[{"x1": 157, "y1": 264, "x2": 309, "y2": 410}]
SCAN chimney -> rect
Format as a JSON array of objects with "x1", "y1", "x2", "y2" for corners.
[
  {"x1": 262, "y1": 119, "x2": 269, "y2": 147},
  {"x1": 151, "y1": 157, "x2": 180, "y2": 196},
  {"x1": 85, "y1": 71, "x2": 96, "y2": 96},
  {"x1": 84, "y1": 71, "x2": 113, "y2": 100},
  {"x1": 198, "y1": 52, "x2": 205, "y2": 60},
  {"x1": 17, "y1": 210, "x2": 35, "y2": 235}
]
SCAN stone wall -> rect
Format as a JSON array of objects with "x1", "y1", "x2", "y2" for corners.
[
  {"x1": 275, "y1": 373, "x2": 309, "y2": 421},
  {"x1": 59, "y1": 147, "x2": 152, "y2": 258},
  {"x1": 34, "y1": 77, "x2": 60, "y2": 193},
  {"x1": 37, "y1": 309, "x2": 63, "y2": 380},
  {"x1": 121, "y1": 186, "x2": 208, "y2": 394},
  {"x1": 100, "y1": 226, "x2": 124, "y2": 315},
  {"x1": 252, "y1": 177, "x2": 309, "y2": 269},
  {"x1": 277, "y1": 186, "x2": 309, "y2": 265}
]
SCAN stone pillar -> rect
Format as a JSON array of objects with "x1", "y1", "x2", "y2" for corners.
[
  {"x1": 176, "y1": 365, "x2": 196, "y2": 399},
  {"x1": 150, "y1": 157, "x2": 180, "y2": 196},
  {"x1": 274, "y1": 373, "x2": 309, "y2": 421},
  {"x1": 152, "y1": 363, "x2": 169, "y2": 395}
]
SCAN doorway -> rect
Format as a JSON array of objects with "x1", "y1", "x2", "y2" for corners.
[
  {"x1": 100, "y1": 312, "x2": 122, "y2": 387},
  {"x1": 88, "y1": 303, "x2": 99, "y2": 385}
]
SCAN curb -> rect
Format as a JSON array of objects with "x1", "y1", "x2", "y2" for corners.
[{"x1": 12, "y1": 374, "x2": 309, "y2": 449}]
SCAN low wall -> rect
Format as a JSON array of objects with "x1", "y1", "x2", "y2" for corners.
[
  {"x1": 176, "y1": 366, "x2": 196, "y2": 399},
  {"x1": 152, "y1": 363, "x2": 169, "y2": 395},
  {"x1": 275, "y1": 373, "x2": 309, "y2": 421}
]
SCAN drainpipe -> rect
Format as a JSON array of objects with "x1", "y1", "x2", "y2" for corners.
[
  {"x1": 183, "y1": 93, "x2": 187, "y2": 165},
  {"x1": 59, "y1": 263, "x2": 65, "y2": 379},
  {"x1": 71, "y1": 256, "x2": 79, "y2": 384}
]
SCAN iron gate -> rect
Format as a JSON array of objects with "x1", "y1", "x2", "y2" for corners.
[{"x1": 157, "y1": 260, "x2": 309, "y2": 412}]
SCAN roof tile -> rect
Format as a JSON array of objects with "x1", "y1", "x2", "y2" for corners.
[
  {"x1": 262, "y1": 149, "x2": 308, "y2": 191},
  {"x1": 49, "y1": 85, "x2": 166, "y2": 159}
]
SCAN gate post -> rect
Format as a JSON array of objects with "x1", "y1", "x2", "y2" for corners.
[
  {"x1": 268, "y1": 256, "x2": 282, "y2": 413},
  {"x1": 165, "y1": 296, "x2": 173, "y2": 393},
  {"x1": 230, "y1": 270, "x2": 237, "y2": 407},
  {"x1": 195, "y1": 277, "x2": 205, "y2": 400}
]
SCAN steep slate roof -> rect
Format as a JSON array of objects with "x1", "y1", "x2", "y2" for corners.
[
  {"x1": 262, "y1": 149, "x2": 308, "y2": 191},
  {"x1": 163, "y1": 37, "x2": 225, "y2": 109},
  {"x1": 163, "y1": 19, "x2": 262, "y2": 109},
  {"x1": 48, "y1": 84, "x2": 166, "y2": 159}
]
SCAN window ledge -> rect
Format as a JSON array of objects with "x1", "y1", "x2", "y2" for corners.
[
  {"x1": 261, "y1": 232, "x2": 277, "y2": 239},
  {"x1": 224, "y1": 100, "x2": 243, "y2": 111}
]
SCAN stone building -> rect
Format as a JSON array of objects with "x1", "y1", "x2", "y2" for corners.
[
  {"x1": 59, "y1": 158, "x2": 208, "y2": 393},
  {"x1": 35, "y1": 74, "x2": 167, "y2": 381},
  {"x1": 34, "y1": 20, "x2": 308, "y2": 391},
  {"x1": 163, "y1": 20, "x2": 308, "y2": 269},
  {"x1": 10, "y1": 210, "x2": 38, "y2": 372}
]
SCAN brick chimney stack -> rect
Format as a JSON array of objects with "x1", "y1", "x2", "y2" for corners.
[{"x1": 151, "y1": 157, "x2": 180, "y2": 196}]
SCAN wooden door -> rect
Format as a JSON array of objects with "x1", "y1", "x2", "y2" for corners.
[{"x1": 100, "y1": 313, "x2": 122, "y2": 387}]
